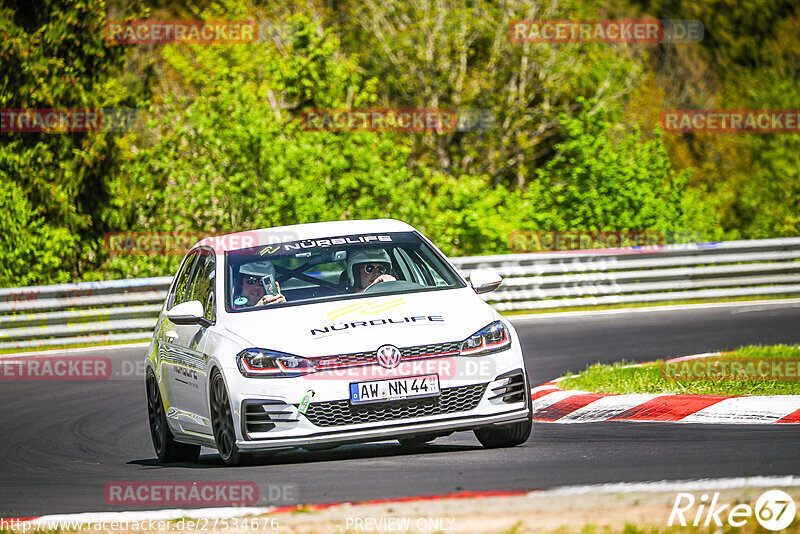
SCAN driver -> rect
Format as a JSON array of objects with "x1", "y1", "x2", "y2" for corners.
[
  {"x1": 235, "y1": 261, "x2": 286, "y2": 308},
  {"x1": 346, "y1": 249, "x2": 397, "y2": 292}
]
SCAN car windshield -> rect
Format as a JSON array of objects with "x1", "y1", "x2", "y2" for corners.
[{"x1": 225, "y1": 231, "x2": 465, "y2": 311}]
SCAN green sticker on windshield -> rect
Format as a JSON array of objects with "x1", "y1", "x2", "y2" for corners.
[{"x1": 234, "y1": 297, "x2": 248, "y2": 305}]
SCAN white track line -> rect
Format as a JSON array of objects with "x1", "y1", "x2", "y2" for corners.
[
  {"x1": 681, "y1": 396, "x2": 800, "y2": 424},
  {"x1": 509, "y1": 298, "x2": 800, "y2": 322},
  {"x1": 557, "y1": 394, "x2": 659, "y2": 422},
  {"x1": 537, "y1": 476, "x2": 800, "y2": 496}
]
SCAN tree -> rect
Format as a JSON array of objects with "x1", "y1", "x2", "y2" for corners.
[
  {"x1": 515, "y1": 100, "x2": 697, "y2": 235},
  {"x1": 0, "y1": 0, "x2": 148, "y2": 284},
  {"x1": 337, "y1": 0, "x2": 644, "y2": 188}
]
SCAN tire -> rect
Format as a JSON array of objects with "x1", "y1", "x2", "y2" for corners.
[
  {"x1": 210, "y1": 370, "x2": 250, "y2": 466},
  {"x1": 474, "y1": 418, "x2": 532, "y2": 448},
  {"x1": 146, "y1": 372, "x2": 201, "y2": 463},
  {"x1": 398, "y1": 434, "x2": 437, "y2": 446}
]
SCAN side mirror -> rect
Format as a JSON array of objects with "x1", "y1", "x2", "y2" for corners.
[
  {"x1": 469, "y1": 269, "x2": 502, "y2": 294},
  {"x1": 166, "y1": 300, "x2": 211, "y2": 327}
]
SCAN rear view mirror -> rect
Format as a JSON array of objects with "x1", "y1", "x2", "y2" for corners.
[
  {"x1": 469, "y1": 269, "x2": 502, "y2": 294},
  {"x1": 166, "y1": 300, "x2": 211, "y2": 327}
]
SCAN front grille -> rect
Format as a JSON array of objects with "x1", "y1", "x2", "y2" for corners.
[
  {"x1": 401, "y1": 341, "x2": 461, "y2": 358},
  {"x1": 310, "y1": 341, "x2": 462, "y2": 369},
  {"x1": 301, "y1": 383, "x2": 487, "y2": 427},
  {"x1": 312, "y1": 351, "x2": 375, "y2": 367}
]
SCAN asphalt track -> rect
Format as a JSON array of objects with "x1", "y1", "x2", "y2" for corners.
[{"x1": 2, "y1": 300, "x2": 800, "y2": 517}]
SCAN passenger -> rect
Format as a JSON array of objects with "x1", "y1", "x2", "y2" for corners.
[{"x1": 235, "y1": 261, "x2": 286, "y2": 308}]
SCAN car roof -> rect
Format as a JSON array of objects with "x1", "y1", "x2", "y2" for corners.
[{"x1": 195, "y1": 218, "x2": 417, "y2": 253}]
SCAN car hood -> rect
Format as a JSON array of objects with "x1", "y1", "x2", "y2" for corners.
[{"x1": 222, "y1": 287, "x2": 497, "y2": 356}]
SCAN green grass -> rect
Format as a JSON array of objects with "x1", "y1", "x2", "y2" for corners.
[
  {"x1": 499, "y1": 294, "x2": 800, "y2": 316},
  {"x1": 558, "y1": 344, "x2": 800, "y2": 396}
]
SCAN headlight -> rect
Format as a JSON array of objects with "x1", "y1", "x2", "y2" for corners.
[
  {"x1": 236, "y1": 348, "x2": 317, "y2": 378},
  {"x1": 460, "y1": 321, "x2": 511, "y2": 356}
]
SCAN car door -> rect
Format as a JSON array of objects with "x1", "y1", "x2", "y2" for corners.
[
  {"x1": 164, "y1": 249, "x2": 212, "y2": 434},
  {"x1": 158, "y1": 250, "x2": 197, "y2": 421},
  {"x1": 180, "y1": 248, "x2": 216, "y2": 434}
]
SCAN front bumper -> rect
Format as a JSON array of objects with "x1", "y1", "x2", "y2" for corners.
[
  {"x1": 214, "y1": 339, "x2": 531, "y2": 452},
  {"x1": 233, "y1": 370, "x2": 530, "y2": 451},
  {"x1": 236, "y1": 406, "x2": 530, "y2": 451}
]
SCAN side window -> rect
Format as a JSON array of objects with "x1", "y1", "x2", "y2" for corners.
[
  {"x1": 407, "y1": 249, "x2": 446, "y2": 286},
  {"x1": 418, "y1": 255, "x2": 447, "y2": 286},
  {"x1": 189, "y1": 250, "x2": 216, "y2": 322},
  {"x1": 170, "y1": 251, "x2": 199, "y2": 308},
  {"x1": 393, "y1": 248, "x2": 428, "y2": 285}
]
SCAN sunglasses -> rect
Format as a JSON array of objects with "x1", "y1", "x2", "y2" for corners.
[
  {"x1": 243, "y1": 275, "x2": 262, "y2": 285},
  {"x1": 362, "y1": 263, "x2": 389, "y2": 274}
]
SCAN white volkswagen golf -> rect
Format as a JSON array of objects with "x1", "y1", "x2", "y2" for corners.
[{"x1": 145, "y1": 219, "x2": 532, "y2": 466}]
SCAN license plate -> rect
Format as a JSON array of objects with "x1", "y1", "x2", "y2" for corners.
[{"x1": 349, "y1": 374, "x2": 440, "y2": 405}]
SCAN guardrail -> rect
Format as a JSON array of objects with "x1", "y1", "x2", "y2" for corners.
[
  {"x1": 453, "y1": 237, "x2": 800, "y2": 311},
  {"x1": 1, "y1": 238, "x2": 799, "y2": 350}
]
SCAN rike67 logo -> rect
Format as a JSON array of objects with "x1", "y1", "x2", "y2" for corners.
[{"x1": 669, "y1": 490, "x2": 796, "y2": 531}]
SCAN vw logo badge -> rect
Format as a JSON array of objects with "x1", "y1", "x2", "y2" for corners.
[{"x1": 376, "y1": 345, "x2": 402, "y2": 369}]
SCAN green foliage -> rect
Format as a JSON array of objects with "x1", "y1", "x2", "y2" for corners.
[
  {"x1": 338, "y1": 0, "x2": 644, "y2": 187},
  {"x1": 105, "y1": 11, "x2": 416, "y2": 276},
  {"x1": 0, "y1": 0, "x2": 797, "y2": 286},
  {"x1": 513, "y1": 101, "x2": 697, "y2": 235},
  {"x1": 0, "y1": 180, "x2": 76, "y2": 286},
  {"x1": 627, "y1": 0, "x2": 800, "y2": 241},
  {"x1": 0, "y1": 0, "x2": 148, "y2": 284},
  {"x1": 716, "y1": 66, "x2": 800, "y2": 238},
  {"x1": 104, "y1": 10, "x2": 513, "y2": 275}
]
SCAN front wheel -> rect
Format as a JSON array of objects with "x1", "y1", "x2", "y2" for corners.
[
  {"x1": 210, "y1": 370, "x2": 250, "y2": 466},
  {"x1": 146, "y1": 372, "x2": 201, "y2": 463},
  {"x1": 474, "y1": 418, "x2": 532, "y2": 448}
]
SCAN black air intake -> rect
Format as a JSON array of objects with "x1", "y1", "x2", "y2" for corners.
[
  {"x1": 489, "y1": 370, "x2": 527, "y2": 404},
  {"x1": 242, "y1": 400, "x2": 299, "y2": 438}
]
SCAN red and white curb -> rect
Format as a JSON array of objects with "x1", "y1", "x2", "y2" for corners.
[{"x1": 532, "y1": 353, "x2": 800, "y2": 424}]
